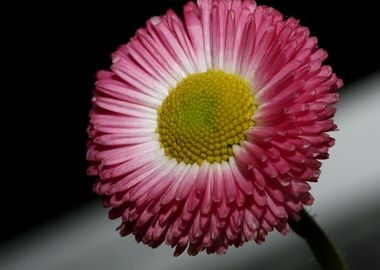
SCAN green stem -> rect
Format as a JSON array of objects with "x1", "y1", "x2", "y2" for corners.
[{"x1": 288, "y1": 209, "x2": 346, "y2": 270}]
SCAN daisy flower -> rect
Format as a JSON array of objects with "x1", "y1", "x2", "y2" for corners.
[{"x1": 87, "y1": 0, "x2": 343, "y2": 256}]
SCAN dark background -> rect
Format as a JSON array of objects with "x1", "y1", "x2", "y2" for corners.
[{"x1": 4, "y1": 0, "x2": 379, "y2": 244}]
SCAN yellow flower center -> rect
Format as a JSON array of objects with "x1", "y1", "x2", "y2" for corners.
[{"x1": 157, "y1": 70, "x2": 256, "y2": 165}]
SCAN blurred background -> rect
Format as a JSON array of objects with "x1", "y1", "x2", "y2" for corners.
[{"x1": 2, "y1": 0, "x2": 379, "y2": 269}]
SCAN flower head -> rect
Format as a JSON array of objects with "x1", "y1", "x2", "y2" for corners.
[{"x1": 87, "y1": 0, "x2": 342, "y2": 256}]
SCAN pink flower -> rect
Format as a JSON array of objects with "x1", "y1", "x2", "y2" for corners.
[{"x1": 87, "y1": 0, "x2": 343, "y2": 256}]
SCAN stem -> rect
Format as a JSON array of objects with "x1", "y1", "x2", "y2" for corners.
[{"x1": 288, "y1": 209, "x2": 346, "y2": 270}]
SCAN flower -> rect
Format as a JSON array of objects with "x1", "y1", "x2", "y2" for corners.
[{"x1": 87, "y1": 0, "x2": 343, "y2": 256}]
